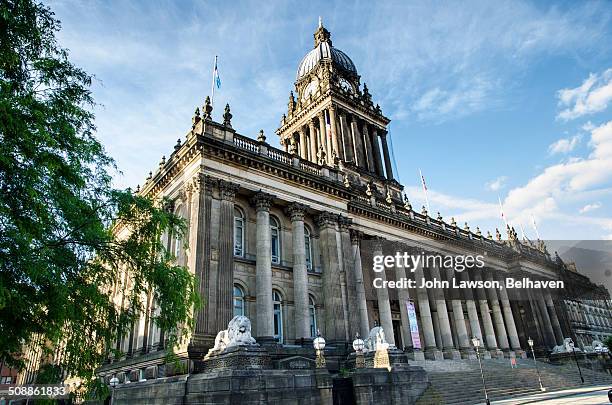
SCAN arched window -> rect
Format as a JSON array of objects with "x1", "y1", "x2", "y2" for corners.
[
  {"x1": 173, "y1": 233, "x2": 181, "y2": 259},
  {"x1": 233, "y1": 285, "x2": 245, "y2": 317},
  {"x1": 270, "y1": 216, "x2": 280, "y2": 264},
  {"x1": 309, "y1": 296, "x2": 317, "y2": 338},
  {"x1": 304, "y1": 226, "x2": 313, "y2": 271},
  {"x1": 273, "y1": 290, "x2": 283, "y2": 343},
  {"x1": 234, "y1": 207, "x2": 245, "y2": 257}
]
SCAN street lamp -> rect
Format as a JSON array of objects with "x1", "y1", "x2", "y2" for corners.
[
  {"x1": 527, "y1": 337, "x2": 545, "y2": 392},
  {"x1": 109, "y1": 376, "x2": 119, "y2": 405},
  {"x1": 314, "y1": 330, "x2": 326, "y2": 369},
  {"x1": 353, "y1": 333, "x2": 365, "y2": 369},
  {"x1": 472, "y1": 336, "x2": 490, "y2": 405},
  {"x1": 567, "y1": 338, "x2": 584, "y2": 384}
]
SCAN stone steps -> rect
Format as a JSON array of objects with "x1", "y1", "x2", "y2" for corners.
[{"x1": 415, "y1": 359, "x2": 612, "y2": 405}]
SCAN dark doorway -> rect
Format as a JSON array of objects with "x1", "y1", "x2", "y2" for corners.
[
  {"x1": 392, "y1": 320, "x2": 402, "y2": 349},
  {"x1": 332, "y1": 376, "x2": 356, "y2": 405}
]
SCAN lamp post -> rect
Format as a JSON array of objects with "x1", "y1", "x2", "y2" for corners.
[
  {"x1": 472, "y1": 336, "x2": 490, "y2": 405},
  {"x1": 109, "y1": 376, "x2": 119, "y2": 405},
  {"x1": 353, "y1": 333, "x2": 365, "y2": 369},
  {"x1": 527, "y1": 337, "x2": 545, "y2": 392},
  {"x1": 314, "y1": 330, "x2": 326, "y2": 369},
  {"x1": 568, "y1": 338, "x2": 584, "y2": 384}
]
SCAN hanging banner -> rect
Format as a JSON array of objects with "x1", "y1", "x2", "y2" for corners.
[{"x1": 406, "y1": 300, "x2": 421, "y2": 349}]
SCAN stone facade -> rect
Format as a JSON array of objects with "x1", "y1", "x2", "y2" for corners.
[{"x1": 98, "y1": 21, "x2": 610, "y2": 402}]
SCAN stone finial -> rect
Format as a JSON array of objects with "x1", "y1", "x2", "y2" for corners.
[
  {"x1": 257, "y1": 129, "x2": 266, "y2": 143},
  {"x1": 476, "y1": 226, "x2": 482, "y2": 237},
  {"x1": 344, "y1": 174, "x2": 350, "y2": 188},
  {"x1": 288, "y1": 138, "x2": 297, "y2": 155},
  {"x1": 362, "y1": 83, "x2": 372, "y2": 104},
  {"x1": 487, "y1": 230, "x2": 493, "y2": 240},
  {"x1": 450, "y1": 217, "x2": 457, "y2": 227},
  {"x1": 160, "y1": 155, "x2": 166, "y2": 166},
  {"x1": 495, "y1": 228, "x2": 502, "y2": 241},
  {"x1": 421, "y1": 205, "x2": 428, "y2": 216},
  {"x1": 192, "y1": 107, "x2": 201, "y2": 126},
  {"x1": 223, "y1": 103, "x2": 233, "y2": 128},
  {"x1": 365, "y1": 183, "x2": 373, "y2": 197},
  {"x1": 317, "y1": 146, "x2": 326, "y2": 166},
  {"x1": 288, "y1": 91, "x2": 295, "y2": 113},
  {"x1": 203, "y1": 96, "x2": 213, "y2": 120},
  {"x1": 375, "y1": 104, "x2": 382, "y2": 114},
  {"x1": 385, "y1": 190, "x2": 392, "y2": 204},
  {"x1": 174, "y1": 138, "x2": 182, "y2": 151},
  {"x1": 464, "y1": 222, "x2": 470, "y2": 231},
  {"x1": 135, "y1": 184, "x2": 140, "y2": 193},
  {"x1": 437, "y1": 212, "x2": 443, "y2": 221},
  {"x1": 403, "y1": 194, "x2": 412, "y2": 210}
]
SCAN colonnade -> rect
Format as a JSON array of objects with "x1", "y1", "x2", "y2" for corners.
[{"x1": 287, "y1": 106, "x2": 394, "y2": 180}]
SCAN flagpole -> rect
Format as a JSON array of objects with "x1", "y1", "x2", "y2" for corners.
[
  {"x1": 211, "y1": 55, "x2": 217, "y2": 109},
  {"x1": 498, "y1": 196, "x2": 508, "y2": 228},
  {"x1": 531, "y1": 214, "x2": 541, "y2": 240},
  {"x1": 419, "y1": 169, "x2": 430, "y2": 213}
]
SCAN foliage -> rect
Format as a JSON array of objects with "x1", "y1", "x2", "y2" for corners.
[
  {"x1": 604, "y1": 336, "x2": 612, "y2": 354},
  {"x1": 0, "y1": 0, "x2": 198, "y2": 395}
]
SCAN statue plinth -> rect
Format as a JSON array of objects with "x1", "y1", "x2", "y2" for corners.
[{"x1": 196, "y1": 345, "x2": 272, "y2": 372}]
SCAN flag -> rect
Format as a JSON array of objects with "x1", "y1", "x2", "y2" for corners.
[
  {"x1": 213, "y1": 57, "x2": 221, "y2": 89},
  {"x1": 498, "y1": 196, "x2": 508, "y2": 227},
  {"x1": 419, "y1": 169, "x2": 430, "y2": 213},
  {"x1": 420, "y1": 171, "x2": 427, "y2": 191}
]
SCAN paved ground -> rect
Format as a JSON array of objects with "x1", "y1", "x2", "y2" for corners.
[{"x1": 490, "y1": 385, "x2": 612, "y2": 404}]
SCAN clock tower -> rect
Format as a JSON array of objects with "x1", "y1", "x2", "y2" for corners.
[{"x1": 276, "y1": 18, "x2": 398, "y2": 190}]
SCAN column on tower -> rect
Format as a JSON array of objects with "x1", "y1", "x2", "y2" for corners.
[
  {"x1": 318, "y1": 110, "x2": 329, "y2": 164},
  {"x1": 308, "y1": 119, "x2": 318, "y2": 164},
  {"x1": 328, "y1": 105, "x2": 342, "y2": 160},
  {"x1": 339, "y1": 110, "x2": 354, "y2": 164},
  {"x1": 286, "y1": 202, "x2": 310, "y2": 341},
  {"x1": 361, "y1": 122, "x2": 375, "y2": 173},
  {"x1": 380, "y1": 131, "x2": 394, "y2": 180},
  {"x1": 350, "y1": 116, "x2": 366, "y2": 169},
  {"x1": 251, "y1": 191, "x2": 275, "y2": 341},
  {"x1": 370, "y1": 127, "x2": 385, "y2": 177},
  {"x1": 299, "y1": 127, "x2": 307, "y2": 160}
]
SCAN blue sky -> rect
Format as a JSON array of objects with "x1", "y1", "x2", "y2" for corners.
[{"x1": 50, "y1": 0, "x2": 612, "y2": 240}]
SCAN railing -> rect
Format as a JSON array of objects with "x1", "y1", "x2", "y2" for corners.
[
  {"x1": 300, "y1": 160, "x2": 320, "y2": 175},
  {"x1": 233, "y1": 133, "x2": 259, "y2": 153},
  {"x1": 267, "y1": 148, "x2": 291, "y2": 164}
]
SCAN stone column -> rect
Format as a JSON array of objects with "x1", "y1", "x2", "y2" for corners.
[
  {"x1": 251, "y1": 191, "x2": 275, "y2": 341},
  {"x1": 430, "y1": 264, "x2": 460, "y2": 359},
  {"x1": 316, "y1": 213, "x2": 345, "y2": 342},
  {"x1": 395, "y1": 260, "x2": 413, "y2": 352},
  {"x1": 350, "y1": 116, "x2": 366, "y2": 169},
  {"x1": 339, "y1": 112, "x2": 354, "y2": 164},
  {"x1": 472, "y1": 271, "x2": 502, "y2": 357},
  {"x1": 445, "y1": 268, "x2": 474, "y2": 358},
  {"x1": 286, "y1": 202, "x2": 310, "y2": 341},
  {"x1": 217, "y1": 180, "x2": 240, "y2": 330},
  {"x1": 485, "y1": 272, "x2": 510, "y2": 353},
  {"x1": 309, "y1": 119, "x2": 318, "y2": 164},
  {"x1": 415, "y1": 262, "x2": 443, "y2": 360},
  {"x1": 299, "y1": 127, "x2": 307, "y2": 159},
  {"x1": 361, "y1": 123, "x2": 375, "y2": 173},
  {"x1": 380, "y1": 131, "x2": 394, "y2": 180},
  {"x1": 460, "y1": 270, "x2": 488, "y2": 358},
  {"x1": 370, "y1": 128, "x2": 385, "y2": 177},
  {"x1": 328, "y1": 105, "x2": 342, "y2": 160},
  {"x1": 339, "y1": 217, "x2": 359, "y2": 340},
  {"x1": 350, "y1": 230, "x2": 370, "y2": 339},
  {"x1": 536, "y1": 290, "x2": 557, "y2": 347},
  {"x1": 496, "y1": 274, "x2": 524, "y2": 355},
  {"x1": 318, "y1": 110, "x2": 329, "y2": 164},
  {"x1": 544, "y1": 290, "x2": 564, "y2": 345},
  {"x1": 372, "y1": 237, "x2": 395, "y2": 347}
]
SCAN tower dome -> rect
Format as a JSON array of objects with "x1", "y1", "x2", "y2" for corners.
[{"x1": 296, "y1": 19, "x2": 357, "y2": 80}]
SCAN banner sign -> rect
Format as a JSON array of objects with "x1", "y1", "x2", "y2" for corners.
[{"x1": 406, "y1": 300, "x2": 421, "y2": 349}]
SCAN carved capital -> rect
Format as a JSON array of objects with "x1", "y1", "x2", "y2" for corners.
[
  {"x1": 370, "y1": 236, "x2": 385, "y2": 252},
  {"x1": 350, "y1": 229, "x2": 363, "y2": 244},
  {"x1": 250, "y1": 191, "x2": 274, "y2": 212},
  {"x1": 219, "y1": 180, "x2": 240, "y2": 201},
  {"x1": 315, "y1": 212, "x2": 338, "y2": 229},
  {"x1": 285, "y1": 202, "x2": 308, "y2": 222},
  {"x1": 337, "y1": 215, "x2": 353, "y2": 232}
]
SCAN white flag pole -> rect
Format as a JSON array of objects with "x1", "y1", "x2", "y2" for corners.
[
  {"x1": 211, "y1": 55, "x2": 217, "y2": 109},
  {"x1": 419, "y1": 169, "x2": 430, "y2": 213},
  {"x1": 531, "y1": 214, "x2": 541, "y2": 240},
  {"x1": 498, "y1": 196, "x2": 508, "y2": 228}
]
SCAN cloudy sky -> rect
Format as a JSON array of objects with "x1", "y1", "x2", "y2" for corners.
[{"x1": 50, "y1": 0, "x2": 612, "y2": 240}]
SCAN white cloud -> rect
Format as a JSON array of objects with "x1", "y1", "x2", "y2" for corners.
[
  {"x1": 557, "y1": 68, "x2": 612, "y2": 120},
  {"x1": 579, "y1": 202, "x2": 602, "y2": 213},
  {"x1": 486, "y1": 176, "x2": 508, "y2": 191},
  {"x1": 548, "y1": 135, "x2": 581, "y2": 154}
]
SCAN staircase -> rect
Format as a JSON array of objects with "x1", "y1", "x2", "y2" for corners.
[{"x1": 415, "y1": 358, "x2": 612, "y2": 404}]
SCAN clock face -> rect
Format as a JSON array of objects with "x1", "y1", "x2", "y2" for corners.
[
  {"x1": 339, "y1": 78, "x2": 353, "y2": 93},
  {"x1": 302, "y1": 79, "x2": 319, "y2": 101}
]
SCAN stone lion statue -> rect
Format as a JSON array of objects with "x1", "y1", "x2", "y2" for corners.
[
  {"x1": 364, "y1": 326, "x2": 389, "y2": 352},
  {"x1": 551, "y1": 337, "x2": 581, "y2": 354},
  {"x1": 207, "y1": 315, "x2": 257, "y2": 357}
]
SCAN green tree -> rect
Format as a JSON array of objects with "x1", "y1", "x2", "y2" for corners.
[{"x1": 0, "y1": 0, "x2": 198, "y2": 395}]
